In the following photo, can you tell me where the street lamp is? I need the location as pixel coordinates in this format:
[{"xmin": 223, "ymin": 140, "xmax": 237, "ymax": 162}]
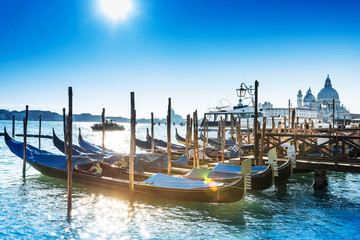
[
  {"xmin": 321, "ymin": 101, "xmax": 330, "ymax": 110},
  {"xmin": 236, "ymin": 83, "xmax": 255, "ymax": 106},
  {"xmin": 237, "ymin": 81, "xmax": 259, "ymax": 164},
  {"xmin": 237, "ymin": 83, "xmax": 254, "ymax": 98}
]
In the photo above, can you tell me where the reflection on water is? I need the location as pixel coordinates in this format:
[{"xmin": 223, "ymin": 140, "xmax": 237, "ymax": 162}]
[{"xmin": 0, "ymin": 120, "xmax": 360, "ymax": 239}]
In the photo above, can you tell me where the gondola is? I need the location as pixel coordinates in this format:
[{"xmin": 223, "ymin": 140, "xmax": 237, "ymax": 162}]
[
  {"xmin": 274, "ymin": 158, "xmax": 293, "ymax": 183},
  {"xmin": 4, "ymin": 129, "xmax": 249, "ymax": 203},
  {"xmin": 206, "ymin": 137, "xmax": 237, "ymax": 148},
  {"xmin": 135, "ymin": 138, "xmax": 183, "ymax": 157},
  {"xmin": 175, "ymin": 128, "xmax": 187, "ymax": 145},
  {"xmin": 53, "ymin": 129, "xmax": 96, "ymax": 156},
  {"xmin": 205, "ymin": 154, "xmax": 293, "ymax": 185},
  {"xmin": 185, "ymin": 163, "xmax": 274, "ymax": 191},
  {"xmin": 146, "ymin": 128, "xmax": 185, "ymax": 150},
  {"xmin": 78, "ymin": 129, "xmax": 117, "ymax": 155}
]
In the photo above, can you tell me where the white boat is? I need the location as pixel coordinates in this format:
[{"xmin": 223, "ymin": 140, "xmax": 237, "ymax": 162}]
[{"xmin": 200, "ymin": 96, "xmax": 263, "ymax": 131}]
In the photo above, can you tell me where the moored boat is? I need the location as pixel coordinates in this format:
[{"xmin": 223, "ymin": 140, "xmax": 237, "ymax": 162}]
[
  {"xmin": 185, "ymin": 164, "xmax": 274, "ymax": 191},
  {"xmin": 4, "ymin": 129, "xmax": 249, "ymax": 203},
  {"xmin": 78, "ymin": 129, "xmax": 117, "ymax": 155}
]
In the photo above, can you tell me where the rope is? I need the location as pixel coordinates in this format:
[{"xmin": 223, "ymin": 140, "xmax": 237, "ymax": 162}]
[{"xmin": 25, "ymin": 161, "xmax": 35, "ymax": 172}]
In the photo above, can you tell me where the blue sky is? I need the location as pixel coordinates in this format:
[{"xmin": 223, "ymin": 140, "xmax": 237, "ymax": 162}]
[{"xmin": 0, "ymin": 0, "xmax": 359, "ymax": 118}]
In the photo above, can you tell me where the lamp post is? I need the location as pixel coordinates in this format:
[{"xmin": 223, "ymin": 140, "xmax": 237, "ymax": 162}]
[
  {"xmin": 237, "ymin": 83, "xmax": 255, "ymax": 106},
  {"xmin": 237, "ymin": 81, "xmax": 259, "ymax": 165},
  {"xmin": 321, "ymin": 99, "xmax": 335, "ymax": 130}
]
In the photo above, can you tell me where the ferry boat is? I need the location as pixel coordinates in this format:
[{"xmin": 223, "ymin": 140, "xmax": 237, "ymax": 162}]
[
  {"xmin": 200, "ymin": 95, "xmax": 263, "ymax": 131},
  {"xmin": 91, "ymin": 119, "xmax": 125, "ymax": 131}
]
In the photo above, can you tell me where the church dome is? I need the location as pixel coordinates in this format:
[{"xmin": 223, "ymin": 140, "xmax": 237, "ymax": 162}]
[
  {"xmin": 317, "ymin": 75, "xmax": 339, "ymax": 100},
  {"xmin": 303, "ymin": 88, "xmax": 316, "ymax": 103}
]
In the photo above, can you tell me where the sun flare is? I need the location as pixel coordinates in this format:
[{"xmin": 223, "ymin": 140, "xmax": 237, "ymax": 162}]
[{"xmin": 99, "ymin": 0, "xmax": 134, "ymax": 22}]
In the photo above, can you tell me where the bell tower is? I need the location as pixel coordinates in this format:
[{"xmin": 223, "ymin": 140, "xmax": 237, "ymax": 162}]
[{"xmin": 297, "ymin": 89, "xmax": 303, "ymax": 108}]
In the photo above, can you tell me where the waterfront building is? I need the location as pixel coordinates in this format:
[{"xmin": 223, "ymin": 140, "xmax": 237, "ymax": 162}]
[{"xmin": 261, "ymin": 75, "xmax": 351, "ymax": 124}]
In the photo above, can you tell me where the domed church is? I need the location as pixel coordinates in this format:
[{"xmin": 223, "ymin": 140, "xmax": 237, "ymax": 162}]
[{"xmin": 297, "ymin": 75, "xmax": 351, "ymax": 123}]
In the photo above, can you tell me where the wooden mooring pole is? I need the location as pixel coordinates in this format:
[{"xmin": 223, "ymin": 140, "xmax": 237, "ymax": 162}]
[
  {"xmin": 221, "ymin": 117, "xmax": 225, "ymax": 164},
  {"xmin": 167, "ymin": 98, "xmax": 172, "ymax": 175},
  {"xmin": 12, "ymin": 115, "xmax": 15, "ymax": 138},
  {"xmin": 38, "ymin": 115, "xmax": 42, "ymax": 149},
  {"xmin": 291, "ymin": 109, "xmax": 296, "ymax": 133},
  {"xmin": 63, "ymin": 108, "xmax": 67, "ymax": 155},
  {"xmin": 254, "ymin": 80, "xmax": 259, "ymax": 166},
  {"xmin": 22, "ymin": 105, "xmax": 29, "ymax": 178},
  {"xmin": 230, "ymin": 114, "xmax": 234, "ymax": 140},
  {"xmin": 238, "ymin": 118, "xmax": 242, "ymax": 160},
  {"xmin": 129, "ymin": 92, "xmax": 136, "ymax": 200},
  {"xmin": 202, "ymin": 115, "xmax": 207, "ymax": 165},
  {"xmin": 288, "ymin": 99, "xmax": 291, "ymax": 133},
  {"xmin": 102, "ymin": 108, "xmax": 105, "ymax": 155},
  {"xmin": 185, "ymin": 114, "xmax": 190, "ymax": 161},
  {"xmin": 151, "ymin": 112, "xmax": 155, "ymax": 153},
  {"xmin": 193, "ymin": 110, "xmax": 199, "ymax": 167},
  {"xmin": 67, "ymin": 87, "xmax": 73, "ymax": 219},
  {"xmin": 247, "ymin": 119, "xmax": 250, "ymax": 144},
  {"xmin": 193, "ymin": 111, "xmax": 197, "ymax": 168},
  {"xmin": 259, "ymin": 117, "xmax": 267, "ymax": 166}
]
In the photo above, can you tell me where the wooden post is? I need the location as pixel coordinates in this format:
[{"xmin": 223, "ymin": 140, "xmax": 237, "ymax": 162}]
[
  {"xmin": 247, "ymin": 118, "xmax": 250, "ymax": 144},
  {"xmin": 283, "ymin": 116, "xmax": 287, "ymax": 133},
  {"xmin": 205, "ymin": 116, "xmax": 209, "ymax": 146},
  {"xmin": 259, "ymin": 117, "xmax": 267, "ymax": 166},
  {"xmin": 311, "ymin": 120, "xmax": 315, "ymax": 134},
  {"xmin": 101, "ymin": 108, "xmax": 105, "ymax": 155},
  {"xmin": 238, "ymin": 117, "xmax": 242, "ymax": 159},
  {"xmin": 12, "ymin": 115, "xmax": 15, "ymax": 138},
  {"xmin": 217, "ymin": 119, "xmax": 221, "ymax": 139},
  {"xmin": 129, "ymin": 92, "xmax": 135, "ymax": 198},
  {"xmin": 194, "ymin": 110, "xmax": 199, "ymax": 167},
  {"xmin": 296, "ymin": 117, "xmax": 299, "ymax": 130},
  {"xmin": 254, "ymin": 81, "xmax": 259, "ymax": 165},
  {"xmin": 189, "ymin": 118, "xmax": 193, "ymax": 145},
  {"xmin": 167, "ymin": 98, "xmax": 172, "ymax": 175},
  {"xmin": 67, "ymin": 87, "xmax": 73, "ymax": 219},
  {"xmin": 221, "ymin": 117, "xmax": 225, "ymax": 164},
  {"xmin": 288, "ymin": 99, "xmax": 291, "ymax": 133},
  {"xmin": 193, "ymin": 111, "xmax": 197, "ymax": 168},
  {"xmin": 291, "ymin": 109, "xmax": 296, "ymax": 133},
  {"xmin": 22, "ymin": 105, "xmax": 29, "ymax": 178},
  {"xmin": 202, "ymin": 115, "xmax": 206, "ymax": 165},
  {"xmin": 235, "ymin": 118, "xmax": 239, "ymax": 144},
  {"xmin": 185, "ymin": 115, "xmax": 190, "ymax": 161},
  {"xmin": 230, "ymin": 114, "xmax": 234, "ymax": 140},
  {"xmin": 278, "ymin": 121, "xmax": 282, "ymax": 133},
  {"xmin": 272, "ymin": 116, "xmax": 275, "ymax": 133},
  {"xmin": 38, "ymin": 115, "xmax": 42, "ymax": 149},
  {"xmin": 151, "ymin": 113, "xmax": 155, "ymax": 153},
  {"xmin": 63, "ymin": 108, "xmax": 67, "ymax": 155}
]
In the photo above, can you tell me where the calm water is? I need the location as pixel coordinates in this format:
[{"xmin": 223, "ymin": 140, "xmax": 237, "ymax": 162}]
[{"xmin": 1, "ymin": 120, "xmax": 360, "ymax": 240}]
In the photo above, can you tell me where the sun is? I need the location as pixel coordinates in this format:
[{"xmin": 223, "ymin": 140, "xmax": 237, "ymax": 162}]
[{"xmin": 99, "ymin": 0, "xmax": 134, "ymax": 22}]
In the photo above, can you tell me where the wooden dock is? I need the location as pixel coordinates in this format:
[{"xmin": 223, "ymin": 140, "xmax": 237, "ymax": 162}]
[{"xmin": 258, "ymin": 128, "xmax": 360, "ymax": 174}]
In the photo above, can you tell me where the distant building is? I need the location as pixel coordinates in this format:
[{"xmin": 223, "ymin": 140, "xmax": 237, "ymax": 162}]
[{"xmin": 261, "ymin": 75, "xmax": 351, "ymax": 124}]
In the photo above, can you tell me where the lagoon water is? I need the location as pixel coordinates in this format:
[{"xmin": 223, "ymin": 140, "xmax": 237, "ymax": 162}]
[{"xmin": 1, "ymin": 120, "xmax": 360, "ymax": 239}]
